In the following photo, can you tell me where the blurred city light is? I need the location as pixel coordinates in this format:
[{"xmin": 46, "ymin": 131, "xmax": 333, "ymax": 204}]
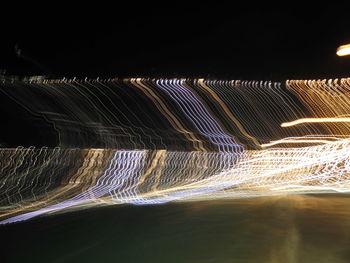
[{"xmin": 337, "ymin": 44, "xmax": 350, "ymax": 56}]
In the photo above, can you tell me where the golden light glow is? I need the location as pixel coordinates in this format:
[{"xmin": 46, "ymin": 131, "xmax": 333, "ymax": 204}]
[
  {"xmin": 281, "ymin": 118, "xmax": 350, "ymax": 127},
  {"xmin": 337, "ymin": 44, "xmax": 350, "ymax": 56},
  {"xmin": 260, "ymin": 137, "xmax": 335, "ymax": 148}
]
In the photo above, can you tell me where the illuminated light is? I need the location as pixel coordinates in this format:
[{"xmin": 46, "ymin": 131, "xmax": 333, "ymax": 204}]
[
  {"xmin": 2, "ymin": 138, "xmax": 350, "ymax": 224},
  {"xmin": 281, "ymin": 118, "xmax": 350, "ymax": 127},
  {"xmin": 336, "ymin": 44, "xmax": 350, "ymax": 56},
  {"xmin": 155, "ymin": 79, "xmax": 244, "ymax": 153},
  {"xmin": 3, "ymin": 77, "xmax": 350, "ymax": 224},
  {"xmin": 197, "ymin": 79, "xmax": 261, "ymax": 147},
  {"xmin": 261, "ymin": 138, "xmax": 334, "ymax": 148}
]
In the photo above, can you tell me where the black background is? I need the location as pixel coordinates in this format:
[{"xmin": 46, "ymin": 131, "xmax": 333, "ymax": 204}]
[{"xmin": 1, "ymin": 2, "xmax": 350, "ymax": 81}]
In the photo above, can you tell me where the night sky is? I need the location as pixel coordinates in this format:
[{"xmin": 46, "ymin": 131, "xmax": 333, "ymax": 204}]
[{"xmin": 1, "ymin": 3, "xmax": 350, "ymax": 81}]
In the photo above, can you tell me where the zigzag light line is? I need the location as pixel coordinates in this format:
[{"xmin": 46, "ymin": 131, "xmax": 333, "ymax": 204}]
[{"xmin": 1, "ymin": 78, "xmax": 350, "ymax": 224}]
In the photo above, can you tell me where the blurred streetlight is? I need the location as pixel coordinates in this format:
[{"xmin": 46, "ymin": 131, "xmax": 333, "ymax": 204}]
[{"xmin": 336, "ymin": 44, "xmax": 350, "ymax": 56}]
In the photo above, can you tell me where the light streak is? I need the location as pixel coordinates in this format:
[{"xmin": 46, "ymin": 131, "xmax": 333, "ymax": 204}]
[
  {"xmin": 1, "ymin": 77, "xmax": 350, "ymax": 224},
  {"xmin": 336, "ymin": 44, "xmax": 350, "ymax": 56},
  {"xmin": 261, "ymin": 138, "xmax": 333, "ymax": 148},
  {"xmin": 281, "ymin": 118, "xmax": 350, "ymax": 127}
]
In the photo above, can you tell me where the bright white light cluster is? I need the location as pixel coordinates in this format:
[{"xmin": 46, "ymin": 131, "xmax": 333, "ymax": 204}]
[{"xmin": 1, "ymin": 138, "xmax": 350, "ymax": 224}]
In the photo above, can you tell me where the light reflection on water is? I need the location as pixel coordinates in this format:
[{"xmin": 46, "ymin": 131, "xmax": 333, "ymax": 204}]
[{"xmin": 3, "ymin": 194, "xmax": 350, "ymax": 263}]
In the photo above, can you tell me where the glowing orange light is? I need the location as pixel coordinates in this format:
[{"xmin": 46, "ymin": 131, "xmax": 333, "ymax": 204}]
[{"xmin": 336, "ymin": 44, "xmax": 350, "ymax": 56}]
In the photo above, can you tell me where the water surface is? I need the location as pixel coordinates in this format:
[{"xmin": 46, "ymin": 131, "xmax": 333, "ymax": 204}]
[{"xmin": 3, "ymin": 194, "xmax": 350, "ymax": 263}]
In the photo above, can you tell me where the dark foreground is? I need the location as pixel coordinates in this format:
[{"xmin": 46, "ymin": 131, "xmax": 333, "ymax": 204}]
[{"xmin": 3, "ymin": 194, "xmax": 350, "ymax": 263}]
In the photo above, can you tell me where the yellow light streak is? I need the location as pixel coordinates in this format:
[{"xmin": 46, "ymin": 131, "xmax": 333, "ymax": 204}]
[
  {"xmin": 261, "ymin": 139, "xmax": 333, "ymax": 148},
  {"xmin": 281, "ymin": 118, "xmax": 350, "ymax": 127}
]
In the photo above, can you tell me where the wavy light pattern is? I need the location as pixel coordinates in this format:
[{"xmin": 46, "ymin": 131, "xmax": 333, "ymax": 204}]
[{"xmin": 1, "ymin": 78, "xmax": 350, "ymax": 224}]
